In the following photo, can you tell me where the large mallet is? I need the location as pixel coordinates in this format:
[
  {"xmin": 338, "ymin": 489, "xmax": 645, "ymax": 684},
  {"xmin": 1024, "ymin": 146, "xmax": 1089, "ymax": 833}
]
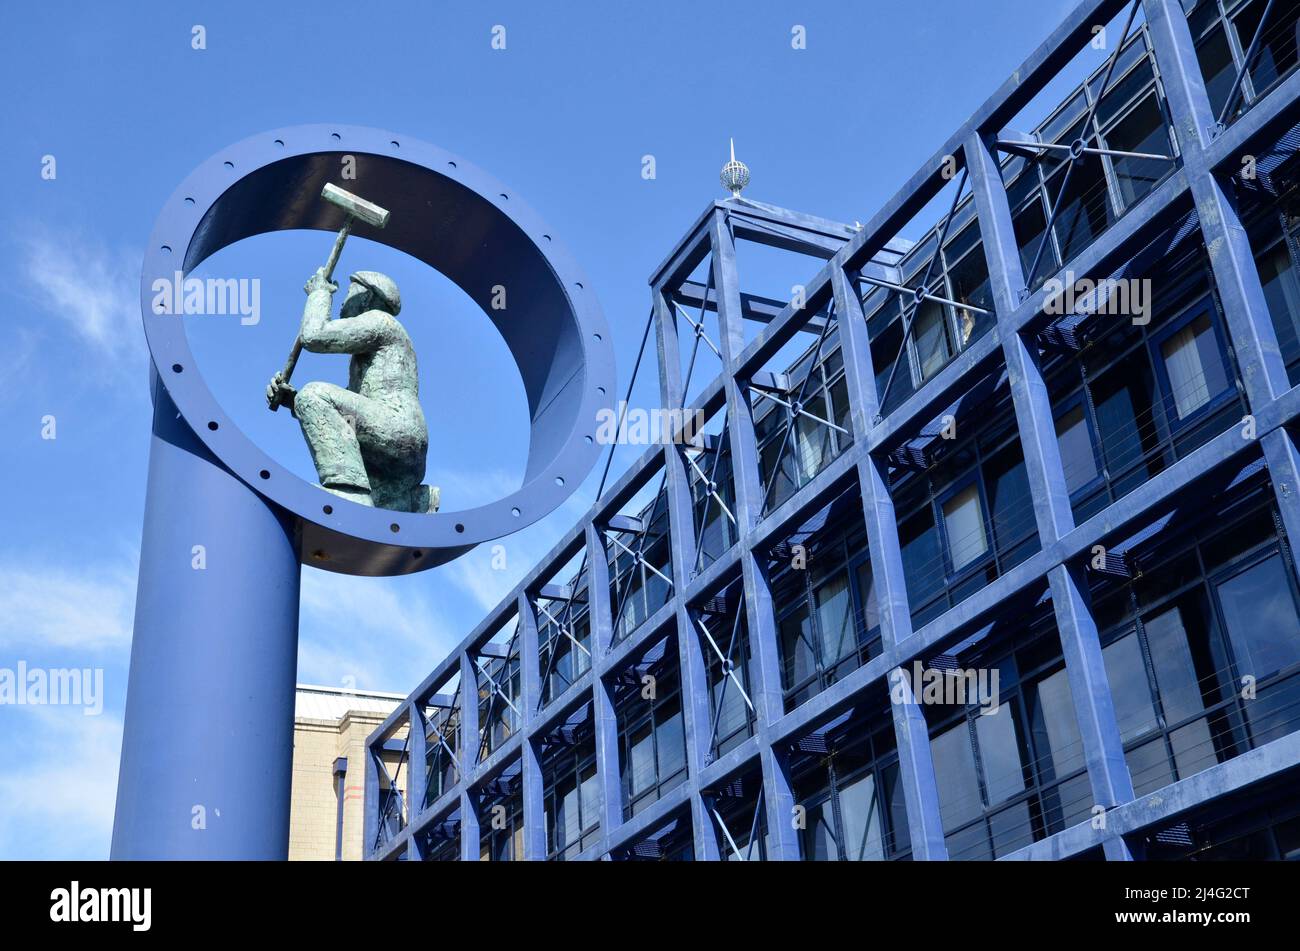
[{"xmin": 270, "ymin": 183, "xmax": 391, "ymax": 410}]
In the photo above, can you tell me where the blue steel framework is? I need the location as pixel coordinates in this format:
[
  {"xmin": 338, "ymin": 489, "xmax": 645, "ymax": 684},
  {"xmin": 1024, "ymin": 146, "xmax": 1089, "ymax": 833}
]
[{"xmin": 367, "ymin": 0, "xmax": 1300, "ymax": 860}]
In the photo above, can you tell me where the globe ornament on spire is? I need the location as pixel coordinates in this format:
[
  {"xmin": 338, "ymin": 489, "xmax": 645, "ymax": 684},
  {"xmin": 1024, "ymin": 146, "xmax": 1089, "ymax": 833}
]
[{"xmin": 720, "ymin": 137, "xmax": 750, "ymax": 198}]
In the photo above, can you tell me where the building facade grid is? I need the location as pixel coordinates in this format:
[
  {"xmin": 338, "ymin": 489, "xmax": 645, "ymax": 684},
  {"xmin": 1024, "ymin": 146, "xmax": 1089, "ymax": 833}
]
[{"xmin": 366, "ymin": 0, "xmax": 1300, "ymax": 861}]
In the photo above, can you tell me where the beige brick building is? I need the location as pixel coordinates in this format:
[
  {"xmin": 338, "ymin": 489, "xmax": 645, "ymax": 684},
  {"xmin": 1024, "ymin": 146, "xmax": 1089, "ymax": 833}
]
[{"xmin": 289, "ymin": 684, "xmax": 407, "ymax": 861}]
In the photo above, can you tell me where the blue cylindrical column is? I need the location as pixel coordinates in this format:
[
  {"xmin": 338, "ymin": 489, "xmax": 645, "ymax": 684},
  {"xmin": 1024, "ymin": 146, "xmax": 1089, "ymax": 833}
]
[{"xmin": 111, "ymin": 375, "xmax": 301, "ymax": 859}]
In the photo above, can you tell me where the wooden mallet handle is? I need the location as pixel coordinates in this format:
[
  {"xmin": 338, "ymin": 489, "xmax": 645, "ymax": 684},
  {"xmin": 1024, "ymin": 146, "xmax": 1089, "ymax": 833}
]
[{"xmin": 271, "ymin": 219, "xmax": 352, "ymax": 410}]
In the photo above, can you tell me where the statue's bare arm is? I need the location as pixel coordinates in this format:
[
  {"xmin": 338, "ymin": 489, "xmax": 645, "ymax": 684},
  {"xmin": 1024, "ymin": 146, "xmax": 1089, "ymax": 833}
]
[
  {"xmin": 298, "ymin": 278, "xmax": 399, "ymax": 354},
  {"xmin": 265, "ymin": 270, "xmax": 401, "ymax": 412}
]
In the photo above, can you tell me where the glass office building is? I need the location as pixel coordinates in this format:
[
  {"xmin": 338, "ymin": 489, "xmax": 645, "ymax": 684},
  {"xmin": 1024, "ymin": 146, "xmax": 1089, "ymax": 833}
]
[{"xmin": 366, "ymin": 0, "xmax": 1300, "ymax": 861}]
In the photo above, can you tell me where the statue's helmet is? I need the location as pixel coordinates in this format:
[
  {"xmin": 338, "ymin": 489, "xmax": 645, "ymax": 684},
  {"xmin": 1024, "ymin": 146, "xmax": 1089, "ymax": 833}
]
[{"xmin": 350, "ymin": 270, "xmax": 401, "ymax": 316}]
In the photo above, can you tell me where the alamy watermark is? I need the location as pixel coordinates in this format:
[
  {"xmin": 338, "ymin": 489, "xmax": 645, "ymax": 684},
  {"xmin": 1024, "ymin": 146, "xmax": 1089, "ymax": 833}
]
[
  {"xmin": 595, "ymin": 402, "xmax": 705, "ymax": 445},
  {"xmin": 1043, "ymin": 270, "xmax": 1151, "ymax": 326},
  {"xmin": 890, "ymin": 660, "xmax": 1000, "ymax": 715},
  {"xmin": 50, "ymin": 882, "xmax": 151, "ymax": 931},
  {"xmin": 0, "ymin": 661, "xmax": 104, "ymax": 715},
  {"xmin": 151, "ymin": 271, "xmax": 261, "ymax": 325}
]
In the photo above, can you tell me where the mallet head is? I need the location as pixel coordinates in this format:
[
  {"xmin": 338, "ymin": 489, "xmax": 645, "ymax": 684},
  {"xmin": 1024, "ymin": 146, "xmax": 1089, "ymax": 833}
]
[{"xmin": 321, "ymin": 183, "xmax": 390, "ymax": 228}]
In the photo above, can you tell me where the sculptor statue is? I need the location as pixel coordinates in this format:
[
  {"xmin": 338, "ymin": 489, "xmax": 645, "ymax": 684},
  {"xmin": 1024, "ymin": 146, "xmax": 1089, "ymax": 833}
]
[{"xmin": 266, "ymin": 267, "xmax": 439, "ymax": 513}]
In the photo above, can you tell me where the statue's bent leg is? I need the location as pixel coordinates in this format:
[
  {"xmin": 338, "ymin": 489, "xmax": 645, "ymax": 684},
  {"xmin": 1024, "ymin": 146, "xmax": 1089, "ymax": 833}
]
[
  {"xmin": 361, "ymin": 404, "xmax": 429, "ymax": 512},
  {"xmin": 294, "ymin": 382, "xmax": 372, "ymax": 496}
]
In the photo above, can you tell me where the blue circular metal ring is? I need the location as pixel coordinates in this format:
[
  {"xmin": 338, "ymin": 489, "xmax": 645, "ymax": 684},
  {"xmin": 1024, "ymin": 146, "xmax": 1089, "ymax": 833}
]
[{"xmin": 140, "ymin": 124, "xmax": 615, "ymax": 575}]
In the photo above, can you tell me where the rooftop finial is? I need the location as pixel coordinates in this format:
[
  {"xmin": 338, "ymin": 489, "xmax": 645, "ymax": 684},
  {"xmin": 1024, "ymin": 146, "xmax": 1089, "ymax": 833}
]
[{"xmin": 720, "ymin": 137, "xmax": 750, "ymax": 199}]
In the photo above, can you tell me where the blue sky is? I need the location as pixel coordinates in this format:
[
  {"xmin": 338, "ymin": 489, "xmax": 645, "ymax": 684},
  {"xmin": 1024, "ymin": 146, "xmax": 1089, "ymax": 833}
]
[{"xmin": 0, "ymin": 0, "xmax": 1084, "ymax": 858}]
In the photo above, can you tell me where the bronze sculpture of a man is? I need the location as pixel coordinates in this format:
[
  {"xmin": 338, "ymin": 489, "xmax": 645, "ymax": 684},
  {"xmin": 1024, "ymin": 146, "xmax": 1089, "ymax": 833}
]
[{"xmin": 267, "ymin": 268, "xmax": 439, "ymax": 513}]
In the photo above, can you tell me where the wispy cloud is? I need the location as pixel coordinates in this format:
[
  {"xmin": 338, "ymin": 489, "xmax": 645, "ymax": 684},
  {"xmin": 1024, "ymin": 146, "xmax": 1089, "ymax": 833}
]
[
  {"xmin": 0, "ymin": 705, "xmax": 122, "ymax": 860},
  {"xmin": 440, "ymin": 482, "xmax": 595, "ymax": 614},
  {"xmin": 298, "ymin": 569, "xmax": 463, "ymax": 694},
  {"xmin": 15, "ymin": 225, "xmax": 145, "ymax": 380},
  {"xmin": 295, "ymin": 476, "xmax": 593, "ymax": 693},
  {"xmin": 432, "ymin": 466, "xmax": 522, "ymax": 514},
  {"xmin": 0, "ymin": 555, "xmax": 136, "ymax": 652}
]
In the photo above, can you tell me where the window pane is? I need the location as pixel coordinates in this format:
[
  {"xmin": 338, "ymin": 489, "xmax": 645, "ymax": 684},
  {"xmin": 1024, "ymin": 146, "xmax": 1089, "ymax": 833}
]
[
  {"xmin": 628, "ymin": 725, "xmax": 655, "ymax": 797},
  {"xmin": 1257, "ymin": 240, "xmax": 1300, "ymax": 380},
  {"xmin": 794, "ymin": 395, "xmax": 832, "ymax": 481},
  {"xmin": 1103, "ymin": 633, "xmax": 1159, "ymax": 742},
  {"xmin": 1253, "ymin": 676, "xmax": 1300, "ymax": 746},
  {"xmin": 1195, "ymin": 24, "xmax": 1236, "ymax": 117},
  {"xmin": 989, "ymin": 800, "xmax": 1035, "ymax": 858},
  {"xmin": 943, "ymin": 485, "xmax": 989, "ymax": 571},
  {"xmin": 975, "ymin": 706, "xmax": 1027, "ymax": 806},
  {"xmin": 780, "ymin": 605, "xmax": 815, "ymax": 688},
  {"xmin": 560, "ymin": 781, "xmax": 581, "ymax": 846},
  {"xmin": 656, "ymin": 706, "xmax": 687, "ymax": 782},
  {"xmin": 1050, "ymin": 154, "xmax": 1113, "ymax": 263},
  {"xmin": 931, "ymin": 723, "xmax": 983, "ymax": 829},
  {"xmin": 985, "ymin": 444, "xmax": 1036, "ymax": 550},
  {"xmin": 1126, "ymin": 735, "xmax": 1176, "ymax": 796},
  {"xmin": 1015, "ymin": 199, "xmax": 1054, "ymax": 287},
  {"xmin": 579, "ymin": 765, "xmax": 600, "ymax": 831},
  {"xmin": 1030, "ymin": 666, "xmax": 1085, "ymax": 779},
  {"xmin": 1093, "ymin": 50, "xmax": 1154, "ymax": 125},
  {"xmin": 1056, "ymin": 404, "xmax": 1100, "ymax": 494},
  {"xmin": 914, "ymin": 298, "xmax": 951, "ymax": 380},
  {"xmin": 856, "ymin": 560, "xmax": 880, "ymax": 636},
  {"xmin": 900, "ymin": 508, "xmax": 944, "ymax": 605},
  {"xmin": 1143, "ymin": 604, "xmax": 1208, "ymax": 725},
  {"xmin": 1092, "ymin": 354, "xmax": 1159, "ymax": 482},
  {"xmin": 883, "ymin": 761, "xmax": 910, "ymax": 854},
  {"xmin": 945, "ymin": 248, "xmax": 992, "ymax": 346},
  {"xmin": 871, "ymin": 317, "xmax": 912, "ymax": 411},
  {"xmin": 1170, "ymin": 717, "xmax": 1217, "ymax": 778},
  {"xmin": 1236, "ymin": 0, "xmax": 1300, "ymax": 96},
  {"xmin": 1161, "ymin": 312, "xmax": 1228, "ymax": 419},
  {"xmin": 838, "ymin": 772, "xmax": 886, "ymax": 860},
  {"xmin": 946, "ymin": 239, "xmax": 991, "ymax": 309},
  {"xmin": 1101, "ymin": 93, "xmax": 1169, "ymax": 207},
  {"xmin": 946, "ymin": 820, "xmax": 992, "ymax": 861},
  {"xmin": 802, "ymin": 800, "xmax": 837, "ymax": 861},
  {"xmin": 814, "ymin": 573, "xmax": 853, "ymax": 668},
  {"xmin": 1218, "ymin": 554, "xmax": 1300, "ymax": 679}
]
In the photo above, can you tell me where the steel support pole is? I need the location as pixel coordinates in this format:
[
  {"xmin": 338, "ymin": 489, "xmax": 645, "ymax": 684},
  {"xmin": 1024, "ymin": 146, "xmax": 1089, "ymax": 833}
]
[
  {"xmin": 517, "ymin": 591, "xmax": 549, "ymax": 860},
  {"xmin": 709, "ymin": 210, "xmax": 803, "ymax": 860},
  {"xmin": 831, "ymin": 264, "xmax": 949, "ymax": 859},
  {"xmin": 457, "ymin": 653, "xmax": 481, "ymax": 860},
  {"xmin": 1145, "ymin": 0, "xmax": 1292, "ymax": 409},
  {"xmin": 111, "ymin": 376, "xmax": 301, "ymax": 860},
  {"xmin": 1048, "ymin": 563, "xmax": 1135, "ymax": 812},
  {"xmin": 585, "ymin": 522, "xmax": 626, "ymax": 847},
  {"xmin": 653, "ymin": 285, "xmax": 723, "ymax": 859},
  {"xmin": 1263, "ymin": 427, "xmax": 1300, "ymax": 580},
  {"xmin": 966, "ymin": 129, "xmax": 1076, "ymax": 545}
]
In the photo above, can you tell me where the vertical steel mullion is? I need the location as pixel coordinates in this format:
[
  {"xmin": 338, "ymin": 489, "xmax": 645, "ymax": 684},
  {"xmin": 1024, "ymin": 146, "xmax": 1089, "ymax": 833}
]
[
  {"xmin": 458, "ymin": 788, "xmax": 480, "ymax": 862},
  {"xmin": 761, "ymin": 302, "xmax": 837, "ymax": 511},
  {"xmin": 831, "ymin": 262, "xmax": 949, "ymax": 859},
  {"xmin": 967, "ymin": 130, "xmax": 1077, "ymax": 546},
  {"xmin": 585, "ymin": 521, "xmax": 624, "ymax": 854},
  {"xmin": 406, "ymin": 700, "xmax": 428, "ymax": 842},
  {"xmin": 1144, "ymin": 0, "xmax": 1292, "ymax": 408},
  {"xmin": 655, "ymin": 276, "xmax": 722, "ymax": 859},
  {"xmin": 983, "ymin": 94, "xmax": 1139, "ymax": 843},
  {"xmin": 1048, "ymin": 563, "xmax": 1136, "ymax": 830},
  {"xmin": 456, "ymin": 651, "xmax": 480, "ymax": 861},
  {"xmin": 1027, "ymin": 1, "xmax": 1141, "ymax": 289},
  {"xmin": 517, "ymin": 591, "xmax": 548, "ymax": 860},
  {"xmin": 710, "ymin": 208, "xmax": 801, "ymax": 859},
  {"xmin": 1262, "ymin": 427, "xmax": 1300, "ymax": 589},
  {"xmin": 1216, "ymin": 0, "xmax": 1276, "ymax": 124},
  {"xmin": 363, "ymin": 739, "xmax": 380, "ymax": 858}
]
